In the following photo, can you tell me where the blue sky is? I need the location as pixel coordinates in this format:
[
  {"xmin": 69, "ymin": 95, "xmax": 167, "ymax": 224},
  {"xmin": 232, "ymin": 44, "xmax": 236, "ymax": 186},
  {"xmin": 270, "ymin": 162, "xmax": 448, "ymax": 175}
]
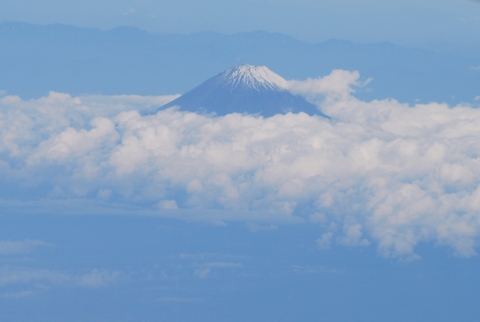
[{"xmin": 2, "ymin": 1, "xmax": 480, "ymax": 321}]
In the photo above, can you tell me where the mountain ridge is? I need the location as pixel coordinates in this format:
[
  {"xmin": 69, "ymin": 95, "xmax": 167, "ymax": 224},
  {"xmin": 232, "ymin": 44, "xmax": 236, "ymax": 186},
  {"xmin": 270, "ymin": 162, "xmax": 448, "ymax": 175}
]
[{"xmin": 1, "ymin": 21, "xmax": 479, "ymax": 105}]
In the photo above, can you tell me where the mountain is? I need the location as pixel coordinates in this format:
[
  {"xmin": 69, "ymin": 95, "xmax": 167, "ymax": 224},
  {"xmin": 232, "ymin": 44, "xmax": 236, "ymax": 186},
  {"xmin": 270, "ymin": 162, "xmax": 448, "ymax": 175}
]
[
  {"xmin": 1, "ymin": 22, "xmax": 480, "ymax": 104},
  {"xmin": 160, "ymin": 65, "xmax": 325, "ymax": 117}
]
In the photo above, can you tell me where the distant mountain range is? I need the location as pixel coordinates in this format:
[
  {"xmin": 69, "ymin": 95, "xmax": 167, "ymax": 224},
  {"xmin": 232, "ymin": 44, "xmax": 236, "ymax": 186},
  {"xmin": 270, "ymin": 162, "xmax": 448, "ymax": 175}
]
[
  {"xmin": 161, "ymin": 65, "xmax": 326, "ymax": 117},
  {"xmin": 1, "ymin": 21, "xmax": 480, "ymax": 104}
]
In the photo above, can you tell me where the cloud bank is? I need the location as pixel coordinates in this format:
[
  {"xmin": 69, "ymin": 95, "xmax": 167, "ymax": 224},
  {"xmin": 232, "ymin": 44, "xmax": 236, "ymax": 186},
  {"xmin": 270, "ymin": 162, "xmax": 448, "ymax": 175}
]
[{"xmin": 2, "ymin": 71, "xmax": 480, "ymax": 258}]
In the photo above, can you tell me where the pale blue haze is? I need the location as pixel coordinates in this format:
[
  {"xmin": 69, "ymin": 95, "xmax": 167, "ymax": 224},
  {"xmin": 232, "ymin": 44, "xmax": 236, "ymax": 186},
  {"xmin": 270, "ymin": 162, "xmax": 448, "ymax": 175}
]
[{"xmin": 1, "ymin": 0, "xmax": 480, "ymax": 54}]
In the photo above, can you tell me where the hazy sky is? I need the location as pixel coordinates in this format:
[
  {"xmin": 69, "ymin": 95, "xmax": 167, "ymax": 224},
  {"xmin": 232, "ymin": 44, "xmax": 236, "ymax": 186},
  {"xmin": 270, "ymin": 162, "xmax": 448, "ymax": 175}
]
[{"xmin": 2, "ymin": 0, "xmax": 480, "ymax": 51}]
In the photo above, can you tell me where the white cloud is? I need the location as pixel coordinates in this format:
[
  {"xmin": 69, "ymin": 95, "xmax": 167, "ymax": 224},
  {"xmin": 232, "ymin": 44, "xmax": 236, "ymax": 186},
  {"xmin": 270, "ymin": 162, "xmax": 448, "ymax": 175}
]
[
  {"xmin": 287, "ymin": 69, "xmax": 370, "ymax": 102},
  {"xmin": 3, "ymin": 73, "xmax": 480, "ymax": 258}
]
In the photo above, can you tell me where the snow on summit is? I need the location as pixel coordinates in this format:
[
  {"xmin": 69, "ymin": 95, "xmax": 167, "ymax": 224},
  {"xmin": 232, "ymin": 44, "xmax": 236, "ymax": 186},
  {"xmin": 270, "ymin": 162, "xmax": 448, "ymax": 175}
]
[
  {"xmin": 218, "ymin": 65, "xmax": 289, "ymax": 91},
  {"xmin": 160, "ymin": 64, "xmax": 324, "ymax": 117}
]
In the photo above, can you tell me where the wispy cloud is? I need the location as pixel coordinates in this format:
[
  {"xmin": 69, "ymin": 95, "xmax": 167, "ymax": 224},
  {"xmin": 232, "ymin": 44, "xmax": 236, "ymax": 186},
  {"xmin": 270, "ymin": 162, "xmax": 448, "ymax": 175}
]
[
  {"xmin": 0, "ymin": 267, "xmax": 125, "ymax": 288},
  {"xmin": 123, "ymin": 8, "xmax": 137, "ymax": 16},
  {"xmin": 0, "ymin": 290, "xmax": 34, "ymax": 299},
  {"xmin": 292, "ymin": 265, "xmax": 337, "ymax": 274},
  {"xmin": 246, "ymin": 222, "xmax": 278, "ymax": 232},
  {"xmin": 157, "ymin": 297, "xmax": 200, "ymax": 303},
  {"xmin": 194, "ymin": 262, "xmax": 243, "ymax": 278},
  {"xmin": 0, "ymin": 240, "xmax": 50, "ymax": 255}
]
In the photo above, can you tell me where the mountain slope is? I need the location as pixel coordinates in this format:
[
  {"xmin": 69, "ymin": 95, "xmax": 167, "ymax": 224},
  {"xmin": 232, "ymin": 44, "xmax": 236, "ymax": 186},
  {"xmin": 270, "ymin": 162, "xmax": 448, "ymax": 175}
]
[{"xmin": 160, "ymin": 65, "xmax": 324, "ymax": 117}]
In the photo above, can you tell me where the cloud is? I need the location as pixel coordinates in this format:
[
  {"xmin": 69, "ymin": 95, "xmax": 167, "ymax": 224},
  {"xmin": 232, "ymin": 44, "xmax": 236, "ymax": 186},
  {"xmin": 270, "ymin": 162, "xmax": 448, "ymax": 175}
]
[
  {"xmin": 246, "ymin": 222, "xmax": 278, "ymax": 232},
  {"xmin": 0, "ymin": 290, "xmax": 34, "ymax": 299},
  {"xmin": 157, "ymin": 297, "xmax": 200, "ymax": 302},
  {"xmin": 3, "ymin": 72, "xmax": 480, "ymax": 258},
  {"xmin": 75, "ymin": 269, "xmax": 124, "ymax": 288},
  {"xmin": 179, "ymin": 253, "xmax": 244, "ymax": 278},
  {"xmin": 194, "ymin": 262, "xmax": 242, "ymax": 278},
  {"xmin": 292, "ymin": 265, "xmax": 337, "ymax": 274},
  {"xmin": 287, "ymin": 69, "xmax": 370, "ymax": 102},
  {"xmin": 317, "ymin": 232, "xmax": 334, "ymax": 250},
  {"xmin": 158, "ymin": 200, "xmax": 179, "ymax": 210},
  {"xmin": 0, "ymin": 267, "xmax": 125, "ymax": 288},
  {"xmin": 123, "ymin": 8, "xmax": 137, "ymax": 16},
  {"xmin": 0, "ymin": 240, "xmax": 50, "ymax": 255}
]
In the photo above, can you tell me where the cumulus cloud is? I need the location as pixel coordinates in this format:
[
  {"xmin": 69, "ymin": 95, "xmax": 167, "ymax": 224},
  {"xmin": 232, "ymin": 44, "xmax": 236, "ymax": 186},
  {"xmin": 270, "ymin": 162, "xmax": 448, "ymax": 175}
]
[
  {"xmin": 288, "ymin": 69, "xmax": 370, "ymax": 102},
  {"xmin": 3, "ymin": 72, "xmax": 480, "ymax": 258}
]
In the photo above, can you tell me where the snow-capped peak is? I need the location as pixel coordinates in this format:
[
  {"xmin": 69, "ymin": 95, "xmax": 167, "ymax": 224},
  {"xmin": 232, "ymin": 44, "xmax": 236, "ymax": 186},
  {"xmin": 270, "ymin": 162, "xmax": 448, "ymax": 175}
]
[{"xmin": 218, "ymin": 65, "xmax": 289, "ymax": 91}]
